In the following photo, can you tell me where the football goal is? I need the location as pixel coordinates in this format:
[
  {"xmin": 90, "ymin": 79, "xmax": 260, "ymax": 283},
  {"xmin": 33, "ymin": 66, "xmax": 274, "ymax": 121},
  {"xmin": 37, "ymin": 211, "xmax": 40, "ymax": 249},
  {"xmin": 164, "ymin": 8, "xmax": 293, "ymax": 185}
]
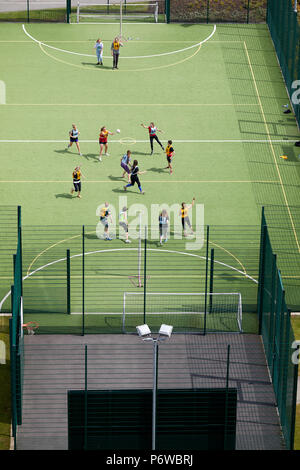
[{"xmin": 122, "ymin": 292, "xmax": 243, "ymax": 334}]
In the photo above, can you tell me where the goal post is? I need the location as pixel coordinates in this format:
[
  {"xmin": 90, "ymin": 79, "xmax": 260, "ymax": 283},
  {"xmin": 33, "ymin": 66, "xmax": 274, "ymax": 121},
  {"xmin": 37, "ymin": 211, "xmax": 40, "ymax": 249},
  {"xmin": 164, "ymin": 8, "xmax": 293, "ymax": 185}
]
[
  {"xmin": 122, "ymin": 292, "xmax": 243, "ymax": 334},
  {"xmin": 76, "ymin": 1, "xmax": 159, "ymax": 25}
]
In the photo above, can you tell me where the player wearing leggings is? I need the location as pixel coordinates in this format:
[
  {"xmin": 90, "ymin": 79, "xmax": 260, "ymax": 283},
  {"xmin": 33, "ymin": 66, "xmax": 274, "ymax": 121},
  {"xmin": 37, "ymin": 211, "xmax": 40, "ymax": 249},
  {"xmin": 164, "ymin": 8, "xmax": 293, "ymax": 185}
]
[
  {"xmin": 124, "ymin": 160, "xmax": 146, "ymax": 194},
  {"xmin": 141, "ymin": 122, "xmax": 164, "ymax": 155}
]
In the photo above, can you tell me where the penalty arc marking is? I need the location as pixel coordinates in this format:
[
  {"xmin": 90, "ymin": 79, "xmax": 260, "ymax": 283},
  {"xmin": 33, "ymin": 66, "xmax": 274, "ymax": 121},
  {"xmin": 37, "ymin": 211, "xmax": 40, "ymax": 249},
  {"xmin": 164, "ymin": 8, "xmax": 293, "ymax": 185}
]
[
  {"xmin": 22, "ymin": 24, "xmax": 216, "ymax": 59},
  {"xmin": 0, "ymin": 247, "xmax": 258, "ymax": 312}
]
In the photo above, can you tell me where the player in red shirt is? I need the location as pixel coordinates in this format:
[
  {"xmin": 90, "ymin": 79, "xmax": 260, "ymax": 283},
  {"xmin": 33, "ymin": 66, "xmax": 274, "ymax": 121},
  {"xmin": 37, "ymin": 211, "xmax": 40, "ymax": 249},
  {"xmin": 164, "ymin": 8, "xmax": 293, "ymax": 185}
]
[
  {"xmin": 99, "ymin": 126, "xmax": 114, "ymax": 161},
  {"xmin": 141, "ymin": 122, "xmax": 164, "ymax": 155}
]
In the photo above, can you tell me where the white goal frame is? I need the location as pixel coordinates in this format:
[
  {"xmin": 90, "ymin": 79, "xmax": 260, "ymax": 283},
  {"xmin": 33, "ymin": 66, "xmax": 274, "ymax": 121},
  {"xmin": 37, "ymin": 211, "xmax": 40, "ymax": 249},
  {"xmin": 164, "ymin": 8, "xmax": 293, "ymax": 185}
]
[
  {"xmin": 122, "ymin": 292, "xmax": 243, "ymax": 334},
  {"xmin": 76, "ymin": 1, "xmax": 159, "ymax": 30}
]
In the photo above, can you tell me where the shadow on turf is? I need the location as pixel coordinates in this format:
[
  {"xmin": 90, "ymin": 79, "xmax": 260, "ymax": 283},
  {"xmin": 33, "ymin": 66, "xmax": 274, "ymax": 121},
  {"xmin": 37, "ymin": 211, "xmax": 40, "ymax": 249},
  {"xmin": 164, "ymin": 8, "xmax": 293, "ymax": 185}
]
[
  {"xmin": 55, "ymin": 193, "xmax": 73, "ymax": 199},
  {"xmin": 147, "ymin": 167, "xmax": 166, "ymax": 174},
  {"xmin": 81, "ymin": 62, "xmax": 115, "ymax": 70}
]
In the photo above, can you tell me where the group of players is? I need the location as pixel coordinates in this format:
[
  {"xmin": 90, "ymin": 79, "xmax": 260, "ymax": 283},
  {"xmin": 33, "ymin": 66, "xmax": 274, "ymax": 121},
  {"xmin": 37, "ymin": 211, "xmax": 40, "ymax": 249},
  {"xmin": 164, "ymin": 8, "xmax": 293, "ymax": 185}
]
[
  {"xmin": 68, "ymin": 122, "xmax": 195, "ymax": 242},
  {"xmin": 69, "ymin": 121, "xmax": 176, "ymax": 199}
]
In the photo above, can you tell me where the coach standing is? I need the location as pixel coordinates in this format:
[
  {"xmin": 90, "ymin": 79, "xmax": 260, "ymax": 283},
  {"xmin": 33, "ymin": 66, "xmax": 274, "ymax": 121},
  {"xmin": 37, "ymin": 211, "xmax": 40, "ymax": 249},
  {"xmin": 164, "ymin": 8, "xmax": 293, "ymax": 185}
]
[{"xmin": 111, "ymin": 37, "xmax": 123, "ymax": 69}]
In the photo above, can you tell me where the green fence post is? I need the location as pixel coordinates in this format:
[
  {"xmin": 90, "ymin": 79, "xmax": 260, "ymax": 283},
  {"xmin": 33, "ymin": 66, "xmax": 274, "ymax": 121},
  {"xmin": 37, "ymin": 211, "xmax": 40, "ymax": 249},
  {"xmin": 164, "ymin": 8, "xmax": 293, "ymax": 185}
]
[
  {"xmin": 66, "ymin": 0, "xmax": 71, "ymax": 23},
  {"xmin": 290, "ymin": 341, "xmax": 299, "ymax": 450},
  {"xmin": 143, "ymin": 227, "xmax": 147, "ymax": 324},
  {"xmin": 224, "ymin": 344, "xmax": 230, "ymax": 449},
  {"xmin": 17, "ymin": 206, "xmax": 23, "ymax": 296},
  {"xmin": 209, "ymin": 248, "xmax": 214, "ymax": 313},
  {"xmin": 9, "ymin": 318, "xmax": 17, "ymax": 450},
  {"xmin": 246, "ymin": 0, "xmax": 250, "ymax": 23},
  {"xmin": 204, "ymin": 225, "xmax": 209, "ymax": 335},
  {"xmin": 67, "ymin": 249, "xmax": 71, "ymax": 314},
  {"xmin": 257, "ymin": 207, "xmax": 266, "ymax": 335},
  {"xmin": 82, "ymin": 226, "xmax": 85, "ymax": 336},
  {"xmin": 84, "ymin": 345, "xmax": 88, "ymax": 450},
  {"xmin": 165, "ymin": 0, "xmax": 170, "ymax": 23}
]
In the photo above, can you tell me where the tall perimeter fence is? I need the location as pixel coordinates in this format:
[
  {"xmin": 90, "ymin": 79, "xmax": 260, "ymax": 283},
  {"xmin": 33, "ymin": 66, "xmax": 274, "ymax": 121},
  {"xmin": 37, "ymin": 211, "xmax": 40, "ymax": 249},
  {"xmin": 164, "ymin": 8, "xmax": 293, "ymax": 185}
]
[
  {"xmin": 267, "ymin": 0, "xmax": 300, "ymax": 128},
  {"xmin": 3, "ymin": 205, "xmax": 299, "ymax": 449}
]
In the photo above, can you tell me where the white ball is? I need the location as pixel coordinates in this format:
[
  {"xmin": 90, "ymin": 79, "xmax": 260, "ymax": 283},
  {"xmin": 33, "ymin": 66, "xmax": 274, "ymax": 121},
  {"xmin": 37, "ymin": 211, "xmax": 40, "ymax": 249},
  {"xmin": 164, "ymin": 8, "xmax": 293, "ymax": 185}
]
[{"xmin": 116, "ymin": 129, "xmax": 120, "ymax": 133}]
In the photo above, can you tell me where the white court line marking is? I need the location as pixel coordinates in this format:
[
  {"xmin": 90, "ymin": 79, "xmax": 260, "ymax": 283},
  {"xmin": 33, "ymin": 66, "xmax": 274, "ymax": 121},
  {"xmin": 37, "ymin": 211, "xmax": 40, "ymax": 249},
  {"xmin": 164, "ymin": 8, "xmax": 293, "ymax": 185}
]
[
  {"xmin": 0, "ymin": 247, "xmax": 258, "ymax": 312},
  {"xmin": 1, "ymin": 103, "xmax": 260, "ymax": 106},
  {"xmin": 0, "ymin": 139, "xmax": 296, "ymax": 143},
  {"xmin": 0, "ymin": 81, "xmax": 5, "ymax": 105},
  {"xmin": 22, "ymin": 23, "xmax": 216, "ymax": 59},
  {"xmin": 244, "ymin": 41, "xmax": 300, "ymax": 254}
]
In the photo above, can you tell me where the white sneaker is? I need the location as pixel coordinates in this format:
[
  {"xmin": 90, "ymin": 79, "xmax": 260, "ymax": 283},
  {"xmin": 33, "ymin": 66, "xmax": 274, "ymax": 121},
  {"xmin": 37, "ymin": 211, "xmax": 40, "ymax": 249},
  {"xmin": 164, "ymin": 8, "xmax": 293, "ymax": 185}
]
[
  {"xmin": 105, "ymin": 153, "xmax": 110, "ymax": 156},
  {"xmin": 125, "ymin": 239, "xmax": 131, "ymax": 243},
  {"xmin": 99, "ymin": 157, "xmax": 102, "ymax": 162}
]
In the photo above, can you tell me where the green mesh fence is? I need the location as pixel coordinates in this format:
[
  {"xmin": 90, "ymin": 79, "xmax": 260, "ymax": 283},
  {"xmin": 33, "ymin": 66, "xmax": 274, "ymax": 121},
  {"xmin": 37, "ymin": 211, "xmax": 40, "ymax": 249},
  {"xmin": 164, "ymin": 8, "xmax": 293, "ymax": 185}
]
[
  {"xmin": 18, "ymin": 223, "xmax": 261, "ymax": 335},
  {"xmin": 166, "ymin": 0, "xmax": 267, "ymax": 23},
  {"xmin": 257, "ymin": 207, "xmax": 298, "ymax": 450},
  {"xmin": 267, "ymin": 0, "xmax": 300, "ymax": 127},
  {"xmin": 0, "ymin": 0, "xmax": 69, "ymax": 23}
]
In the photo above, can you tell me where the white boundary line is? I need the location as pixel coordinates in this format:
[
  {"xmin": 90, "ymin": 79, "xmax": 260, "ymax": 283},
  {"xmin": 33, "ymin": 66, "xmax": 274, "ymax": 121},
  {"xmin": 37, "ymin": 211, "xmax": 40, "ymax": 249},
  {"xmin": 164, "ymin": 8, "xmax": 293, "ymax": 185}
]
[
  {"xmin": 0, "ymin": 139, "xmax": 296, "ymax": 143},
  {"xmin": 22, "ymin": 23, "xmax": 216, "ymax": 59},
  {"xmin": 0, "ymin": 247, "xmax": 258, "ymax": 312}
]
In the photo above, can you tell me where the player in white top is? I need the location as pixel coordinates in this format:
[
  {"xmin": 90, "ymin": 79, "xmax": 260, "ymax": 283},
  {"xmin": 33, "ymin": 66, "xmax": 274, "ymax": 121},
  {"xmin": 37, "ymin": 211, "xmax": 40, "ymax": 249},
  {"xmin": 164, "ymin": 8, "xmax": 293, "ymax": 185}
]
[
  {"xmin": 94, "ymin": 39, "xmax": 103, "ymax": 65},
  {"xmin": 67, "ymin": 124, "xmax": 82, "ymax": 156},
  {"xmin": 119, "ymin": 206, "xmax": 131, "ymax": 243}
]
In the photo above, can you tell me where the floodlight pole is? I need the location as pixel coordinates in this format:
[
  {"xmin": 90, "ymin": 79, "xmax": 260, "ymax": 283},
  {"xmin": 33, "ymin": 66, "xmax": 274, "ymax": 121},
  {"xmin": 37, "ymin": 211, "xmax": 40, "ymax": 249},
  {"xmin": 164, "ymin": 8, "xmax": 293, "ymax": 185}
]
[{"xmin": 152, "ymin": 338, "xmax": 159, "ymax": 451}]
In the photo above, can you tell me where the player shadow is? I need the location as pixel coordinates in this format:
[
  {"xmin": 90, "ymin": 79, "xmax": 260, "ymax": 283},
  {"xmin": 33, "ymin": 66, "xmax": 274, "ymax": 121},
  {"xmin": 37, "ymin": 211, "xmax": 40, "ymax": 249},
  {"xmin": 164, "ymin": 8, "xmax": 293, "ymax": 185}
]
[
  {"xmin": 112, "ymin": 187, "xmax": 137, "ymax": 194},
  {"xmin": 147, "ymin": 167, "xmax": 166, "ymax": 174},
  {"xmin": 108, "ymin": 175, "xmax": 128, "ymax": 181},
  {"xmin": 131, "ymin": 150, "xmax": 152, "ymax": 156},
  {"xmin": 81, "ymin": 62, "xmax": 114, "ymax": 70},
  {"xmin": 54, "ymin": 148, "xmax": 73, "ymax": 156},
  {"xmin": 83, "ymin": 153, "xmax": 99, "ymax": 162},
  {"xmin": 55, "ymin": 193, "xmax": 73, "ymax": 199}
]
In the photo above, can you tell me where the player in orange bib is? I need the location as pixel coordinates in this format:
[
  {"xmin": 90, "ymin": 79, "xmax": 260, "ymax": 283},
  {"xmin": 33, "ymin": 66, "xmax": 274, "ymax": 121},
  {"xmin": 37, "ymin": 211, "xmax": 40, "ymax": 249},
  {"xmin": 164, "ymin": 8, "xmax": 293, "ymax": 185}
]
[
  {"xmin": 99, "ymin": 126, "xmax": 114, "ymax": 161},
  {"xmin": 111, "ymin": 37, "xmax": 123, "ymax": 69},
  {"xmin": 165, "ymin": 140, "xmax": 175, "ymax": 175}
]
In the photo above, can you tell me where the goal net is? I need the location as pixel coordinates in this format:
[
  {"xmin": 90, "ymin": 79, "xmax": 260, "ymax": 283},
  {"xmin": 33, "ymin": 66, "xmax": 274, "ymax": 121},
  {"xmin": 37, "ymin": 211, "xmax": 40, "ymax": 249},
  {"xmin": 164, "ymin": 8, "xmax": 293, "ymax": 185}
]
[
  {"xmin": 76, "ymin": 1, "xmax": 159, "ymax": 24},
  {"xmin": 122, "ymin": 292, "xmax": 243, "ymax": 334}
]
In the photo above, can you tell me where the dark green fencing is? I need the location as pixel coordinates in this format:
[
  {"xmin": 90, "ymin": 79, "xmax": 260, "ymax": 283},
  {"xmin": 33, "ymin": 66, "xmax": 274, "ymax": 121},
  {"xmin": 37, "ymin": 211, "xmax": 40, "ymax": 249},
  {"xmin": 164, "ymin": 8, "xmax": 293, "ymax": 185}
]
[
  {"xmin": 19, "ymin": 223, "xmax": 261, "ymax": 335},
  {"xmin": 9, "ymin": 208, "xmax": 24, "ymax": 449},
  {"xmin": 0, "ymin": 1, "xmax": 69, "ymax": 23},
  {"xmin": 166, "ymin": 0, "xmax": 267, "ymax": 23},
  {"xmin": 0, "ymin": 206, "xmax": 18, "ymax": 313},
  {"xmin": 267, "ymin": 0, "xmax": 300, "ymax": 127},
  {"xmin": 257, "ymin": 206, "xmax": 298, "ymax": 450},
  {"xmin": 68, "ymin": 388, "xmax": 237, "ymax": 450}
]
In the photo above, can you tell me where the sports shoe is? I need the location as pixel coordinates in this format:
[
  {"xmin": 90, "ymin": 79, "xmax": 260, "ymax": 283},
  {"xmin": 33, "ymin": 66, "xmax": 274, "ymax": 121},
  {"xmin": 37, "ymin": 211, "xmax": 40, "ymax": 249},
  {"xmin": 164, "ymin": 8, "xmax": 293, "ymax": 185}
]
[
  {"xmin": 105, "ymin": 237, "xmax": 112, "ymax": 241},
  {"xmin": 125, "ymin": 239, "xmax": 131, "ymax": 243},
  {"xmin": 79, "ymin": 153, "xmax": 83, "ymax": 156},
  {"xmin": 105, "ymin": 153, "xmax": 110, "ymax": 156},
  {"xmin": 99, "ymin": 157, "xmax": 102, "ymax": 161}
]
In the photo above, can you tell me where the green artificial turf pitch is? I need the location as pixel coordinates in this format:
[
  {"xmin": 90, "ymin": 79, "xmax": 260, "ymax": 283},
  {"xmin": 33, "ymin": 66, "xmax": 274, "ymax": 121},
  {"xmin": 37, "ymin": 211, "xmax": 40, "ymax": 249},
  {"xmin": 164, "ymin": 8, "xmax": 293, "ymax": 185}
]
[{"xmin": 0, "ymin": 21, "xmax": 299, "ymax": 327}]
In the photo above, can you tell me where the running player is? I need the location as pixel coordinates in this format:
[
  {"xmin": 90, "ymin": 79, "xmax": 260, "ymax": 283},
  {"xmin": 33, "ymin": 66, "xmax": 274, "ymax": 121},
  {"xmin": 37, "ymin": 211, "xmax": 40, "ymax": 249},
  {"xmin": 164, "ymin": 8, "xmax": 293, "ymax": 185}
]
[
  {"xmin": 159, "ymin": 209, "xmax": 169, "ymax": 245},
  {"xmin": 180, "ymin": 198, "xmax": 195, "ymax": 237},
  {"xmin": 99, "ymin": 126, "xmax": 114, "ymax": 161},
  {"xmin": 119, "ymin": 206, "xmax": 131, "ymax": 243},
  {"xmin": 71, "ymin": 166, "xmax": 83, "ymax": 198},
  {"xmin": 121, "ymin": 150, "xmax": 132, "ymax": 182},
  {"xmin": 141, "ymin": 122, "xmax": 164, "ymax": 155},
  {"xmin": 165, "ymin": 140, "xmax": 175, "ymax": 175},
  {"xmin": 99, "ymin": 202, "xmax": 113, "ymax": 240},
  {"xmin": 123, "ymin": 160, "xmax": 146, "ymax": 194},
  {"xmin": 68, "ymin": 124, "xmax": 82, "ymax": 156}
]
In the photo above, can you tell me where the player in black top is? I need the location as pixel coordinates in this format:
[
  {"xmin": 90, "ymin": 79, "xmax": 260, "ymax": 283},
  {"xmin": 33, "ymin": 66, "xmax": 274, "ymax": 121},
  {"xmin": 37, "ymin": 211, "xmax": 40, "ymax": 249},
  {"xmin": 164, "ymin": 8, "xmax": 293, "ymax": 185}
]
[{"xmin": 123, "ymin": 160, "xmax": 146, "ymax": 194}]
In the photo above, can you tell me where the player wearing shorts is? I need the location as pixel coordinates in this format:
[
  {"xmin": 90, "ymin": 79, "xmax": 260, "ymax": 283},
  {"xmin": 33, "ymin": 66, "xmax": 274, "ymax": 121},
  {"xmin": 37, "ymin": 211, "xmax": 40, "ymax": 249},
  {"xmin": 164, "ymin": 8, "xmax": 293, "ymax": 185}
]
[
  {"xmin": 141, "ymin": 122, "xmax": 164, "ymax": 155},
  {"xmin": 124, "ymin": 160, "xmax": 146, "ymax": 194},
  {"xmin": 119, "ymin": 206, "xmax": 131, "ymax": 243},
  {"xmin": 71, "ymin": 166, "xmax": 82, "ymax": 198},
  {"xmin": 180, "ymin": 198, "xmax": 195, "ymax": 237},
  {"xmin": 159, "ymin": 209, "xmax": 169, "ymax": 245},
  {"xmin": 99, "ymin": 126, "xmax": 114, "ymax": 161},
  {"xmin": 100, "ymin": 202, "xmax": 112, "ymax": 240},
  {"xmin": 165, "ymin": 140, "xmax": 175, "ymax": 175},
  {"xmin": 68, "ymin": 124, "xmax": 82, "ymax": 156},
  {"xmin": 94, "ymin": 38, "xmax": 103, "ymax": 65},
  {"xmin": 121, "ymin": 150, "xmax": 132, "ymax": 182}
]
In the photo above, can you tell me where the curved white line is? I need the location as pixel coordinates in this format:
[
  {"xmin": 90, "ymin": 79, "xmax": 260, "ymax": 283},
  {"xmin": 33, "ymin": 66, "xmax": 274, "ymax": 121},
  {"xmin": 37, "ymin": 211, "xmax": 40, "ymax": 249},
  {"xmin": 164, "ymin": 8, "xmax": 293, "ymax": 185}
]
[
  {"xmin": 0, "ymin": 246, "xmax": 257, "ymax": 312},
  {"xmin": 22, "ymin": 24, "xmax": 216, "ymax": 59}
]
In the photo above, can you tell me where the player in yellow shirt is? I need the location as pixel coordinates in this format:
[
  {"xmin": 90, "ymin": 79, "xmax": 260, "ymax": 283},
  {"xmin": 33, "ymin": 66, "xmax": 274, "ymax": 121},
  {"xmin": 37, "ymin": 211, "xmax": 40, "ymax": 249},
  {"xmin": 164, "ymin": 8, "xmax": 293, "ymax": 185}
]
[
  {"xmin": 111, "ymin": 37, "xmax": 123, "ymax": 69},
  {"xmin": 165, "ymin": 140, "xmax": 175, "ymax": 175},
  {"xmin": 180, "ymin": 198, "xmax": 195, "ymax": 237},
  {"xmin": 71, "ymin": 166, "xmax": 83, "ymax": 198}
]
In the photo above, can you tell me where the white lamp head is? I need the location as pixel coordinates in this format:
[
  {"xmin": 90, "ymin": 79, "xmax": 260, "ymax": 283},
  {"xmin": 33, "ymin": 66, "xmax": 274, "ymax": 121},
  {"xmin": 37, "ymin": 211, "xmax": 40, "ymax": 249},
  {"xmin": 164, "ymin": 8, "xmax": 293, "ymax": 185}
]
[
  {"xmin": 136, "ymin": 324, "xmax": 151, "ymax": 337},
  {"xmin": 158, "ymin": 324, "xmax": 173, "ymax": 338}
]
